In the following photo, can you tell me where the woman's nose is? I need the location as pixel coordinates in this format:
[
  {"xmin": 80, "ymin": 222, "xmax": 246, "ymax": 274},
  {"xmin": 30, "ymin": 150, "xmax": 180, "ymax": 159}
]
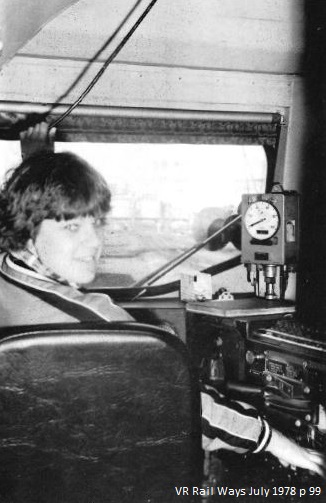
[{"xmin": 82, "ymin": 220, "xmax": 103, "ymax": 247}]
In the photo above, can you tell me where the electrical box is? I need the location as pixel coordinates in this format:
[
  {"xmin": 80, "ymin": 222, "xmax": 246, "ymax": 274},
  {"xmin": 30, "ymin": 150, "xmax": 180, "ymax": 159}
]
[{"xmin": 241, "ymin": 192, "xmax": 299, "ymax": 266}]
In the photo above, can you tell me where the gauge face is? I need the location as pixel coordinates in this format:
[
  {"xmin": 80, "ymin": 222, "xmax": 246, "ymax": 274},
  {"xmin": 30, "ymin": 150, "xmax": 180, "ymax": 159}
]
[{"xmin": 244, "ymin": 200, "xmax": 280, "ymax": 240}]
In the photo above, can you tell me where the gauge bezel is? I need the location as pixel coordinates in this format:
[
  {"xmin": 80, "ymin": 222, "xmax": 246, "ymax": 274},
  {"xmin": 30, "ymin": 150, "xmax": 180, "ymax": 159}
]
[{"xmin": 244, "ymin": 200, "xmax": 280, "ymax": 241}]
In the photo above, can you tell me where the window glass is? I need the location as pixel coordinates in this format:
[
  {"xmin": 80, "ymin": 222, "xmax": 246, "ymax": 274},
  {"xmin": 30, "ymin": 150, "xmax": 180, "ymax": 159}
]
[{"xmin": 0, "ymin": 141, "xmax": 267, "ymax": 293}]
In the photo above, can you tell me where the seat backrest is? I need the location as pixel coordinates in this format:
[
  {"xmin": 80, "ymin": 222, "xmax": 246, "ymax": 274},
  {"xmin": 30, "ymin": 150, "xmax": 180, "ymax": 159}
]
[{"xmin": 0, "ymin": 322, "xmax": 201, "ymax": 503}]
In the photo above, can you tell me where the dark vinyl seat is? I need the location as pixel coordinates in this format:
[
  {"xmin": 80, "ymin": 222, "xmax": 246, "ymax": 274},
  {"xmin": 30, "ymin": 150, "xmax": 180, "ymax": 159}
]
[{"xmin": 0, "ymin": 322, "xmax": 202, "ymax": 503}]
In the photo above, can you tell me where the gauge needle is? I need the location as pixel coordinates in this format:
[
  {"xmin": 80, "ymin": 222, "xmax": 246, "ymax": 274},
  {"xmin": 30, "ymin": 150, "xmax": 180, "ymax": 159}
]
[{"xmin": 249, "ymin": 217, "xmax": 266, "ymax": 227}]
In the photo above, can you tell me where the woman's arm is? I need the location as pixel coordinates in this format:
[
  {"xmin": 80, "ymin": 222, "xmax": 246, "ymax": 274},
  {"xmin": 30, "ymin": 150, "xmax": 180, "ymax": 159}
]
[
  {"xmin": 201, "ymin": 384, "xmax": 269, "ymax": 454},
  {"xmin": 266, "ymin": 428, "xmax": 326, "ymax": 478},
  {"xmin": 201, "ymin": 384, "xmax": 326, "ymax": 478}
]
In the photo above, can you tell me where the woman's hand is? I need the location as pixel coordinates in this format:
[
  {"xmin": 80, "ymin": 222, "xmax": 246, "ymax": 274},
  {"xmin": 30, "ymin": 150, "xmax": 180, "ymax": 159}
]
[
  {"xmin": 266, "ymin": 428, "xmax": 326, "ymax": 478},
  {"xmin": 20, "ymin": 121, "xmax": 56, "ymax": 159}
]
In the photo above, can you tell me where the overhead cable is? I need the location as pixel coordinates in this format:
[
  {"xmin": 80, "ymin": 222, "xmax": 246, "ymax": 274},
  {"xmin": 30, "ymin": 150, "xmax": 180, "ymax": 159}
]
[{"xmin": 49, "ymin": 0, "xmax": 159, "ymax": 128}]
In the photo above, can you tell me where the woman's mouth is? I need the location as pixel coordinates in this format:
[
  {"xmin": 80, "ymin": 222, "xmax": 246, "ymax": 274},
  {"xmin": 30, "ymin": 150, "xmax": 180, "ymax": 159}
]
[{"xmin": 76, "ymin": 256, "xmax": 97, "ymax": 264}]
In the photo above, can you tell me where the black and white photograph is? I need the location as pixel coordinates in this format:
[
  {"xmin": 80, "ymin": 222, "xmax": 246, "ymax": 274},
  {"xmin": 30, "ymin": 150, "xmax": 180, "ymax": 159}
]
[{"xmin": 0, "ymin": 1, "xmax": 325, "ymax": 501}]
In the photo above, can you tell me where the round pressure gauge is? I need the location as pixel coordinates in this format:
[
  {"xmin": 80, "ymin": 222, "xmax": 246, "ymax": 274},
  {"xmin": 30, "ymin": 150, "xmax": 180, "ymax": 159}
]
[{"xmin": 244, "ymin": 200, "xmax": 280, "ymax": 240}]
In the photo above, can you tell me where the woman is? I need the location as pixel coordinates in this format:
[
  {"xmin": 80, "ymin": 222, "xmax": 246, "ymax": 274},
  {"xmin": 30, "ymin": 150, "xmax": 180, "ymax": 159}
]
[
  {"xmin": 0, "ymin": 126, "xmax": 324, "ymax": 480},
  {"xmin": 0, "ymin": 148, "xmax": 133, "ymax": 324}
]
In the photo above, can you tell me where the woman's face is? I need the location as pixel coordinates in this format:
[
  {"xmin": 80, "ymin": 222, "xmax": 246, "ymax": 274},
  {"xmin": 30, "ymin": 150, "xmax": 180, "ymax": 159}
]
[{"xmin": 33, "ymin": 215, "xmax": 105, "ymax": 285}]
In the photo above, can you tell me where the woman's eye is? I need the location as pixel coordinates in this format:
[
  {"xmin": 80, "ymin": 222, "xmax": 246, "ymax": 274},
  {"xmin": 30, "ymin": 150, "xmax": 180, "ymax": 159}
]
[{"xmin": 65, "ymin": 222, "xmax": 80, "ymax": 232}]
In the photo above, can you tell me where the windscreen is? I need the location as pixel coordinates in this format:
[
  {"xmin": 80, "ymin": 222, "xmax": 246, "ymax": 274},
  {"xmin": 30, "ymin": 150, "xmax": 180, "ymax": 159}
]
[{"xmin": 0, "ymin": 141, "xmax": 267, "ymax": 293}]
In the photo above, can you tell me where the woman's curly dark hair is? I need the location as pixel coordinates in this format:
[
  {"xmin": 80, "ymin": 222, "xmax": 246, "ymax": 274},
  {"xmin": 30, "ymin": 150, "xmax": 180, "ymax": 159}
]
[{"xmin": 0, "ymin": 151, "xmax": 111, "ymax": 251}]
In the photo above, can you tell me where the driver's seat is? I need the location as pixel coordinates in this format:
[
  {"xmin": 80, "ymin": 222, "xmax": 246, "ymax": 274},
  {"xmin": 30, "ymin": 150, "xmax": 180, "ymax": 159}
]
[{"xmin": 0, "ymin": 322, "xmax": 201, "ymax": 503}]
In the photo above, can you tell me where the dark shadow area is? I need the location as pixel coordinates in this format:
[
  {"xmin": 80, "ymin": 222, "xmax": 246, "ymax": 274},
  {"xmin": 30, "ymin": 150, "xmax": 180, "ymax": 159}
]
[
  {"xmin": 202, "ymin": 451, "xmax": 326, "ymax": 503},
  {"xmin": 296, "ymin": 2, "xmax": 326, "ymax": 327}
]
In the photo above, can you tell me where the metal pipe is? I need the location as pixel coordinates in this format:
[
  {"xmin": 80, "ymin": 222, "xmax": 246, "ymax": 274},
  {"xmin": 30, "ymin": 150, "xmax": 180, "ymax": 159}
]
[
  {"xmin": 0, "ymin": 101, "xmax": 280, "ymax": 123},
  {"xmin": 132, "ymin": 214, "xmax": 241, "ymax": 290}
]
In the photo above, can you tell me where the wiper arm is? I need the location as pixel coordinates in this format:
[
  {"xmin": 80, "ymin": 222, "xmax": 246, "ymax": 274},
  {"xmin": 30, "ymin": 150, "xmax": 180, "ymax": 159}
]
[{"xmin": 131, "ymin": 213, "xmax": 241, "ymax": 298}]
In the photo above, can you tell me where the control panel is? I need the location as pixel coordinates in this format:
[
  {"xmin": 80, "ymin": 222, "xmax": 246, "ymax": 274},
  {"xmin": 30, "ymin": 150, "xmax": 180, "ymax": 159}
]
[
  {"xmin": 187, "ymin": 309, "xmax": 326, "ymax": 490},
  {"xmin": 245, "ymin": 318, "xmax": 326, "ymax": 448}
]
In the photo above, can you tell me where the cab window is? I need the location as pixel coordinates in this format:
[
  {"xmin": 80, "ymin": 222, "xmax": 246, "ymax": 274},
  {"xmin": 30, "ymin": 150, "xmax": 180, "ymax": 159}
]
[{"xmin": 0, "ymin": 139, "xmax": 267, "ymax": 293}]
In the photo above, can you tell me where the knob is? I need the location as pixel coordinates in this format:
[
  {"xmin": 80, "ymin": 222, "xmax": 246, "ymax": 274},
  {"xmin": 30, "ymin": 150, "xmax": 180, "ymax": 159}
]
[{"xmin": 246, "ymin": 350, "xmax": 265, "ymax": 365}]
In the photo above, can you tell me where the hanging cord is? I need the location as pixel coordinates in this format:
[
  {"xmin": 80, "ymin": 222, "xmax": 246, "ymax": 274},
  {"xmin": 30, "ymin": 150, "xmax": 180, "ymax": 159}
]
[
  {"xmin": 48, "ymin": 0, "xmax": 158, "ymax": 128},
  {"xmin": 49, "ymin": 0, "xmax": 146, "ymax": 115}
]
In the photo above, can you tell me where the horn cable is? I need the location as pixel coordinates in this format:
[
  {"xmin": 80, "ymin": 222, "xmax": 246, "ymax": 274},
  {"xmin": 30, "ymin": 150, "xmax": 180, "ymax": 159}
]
[{"xmin": 49, "ymin": 0, "xmax": 159, "ymax": 128}]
